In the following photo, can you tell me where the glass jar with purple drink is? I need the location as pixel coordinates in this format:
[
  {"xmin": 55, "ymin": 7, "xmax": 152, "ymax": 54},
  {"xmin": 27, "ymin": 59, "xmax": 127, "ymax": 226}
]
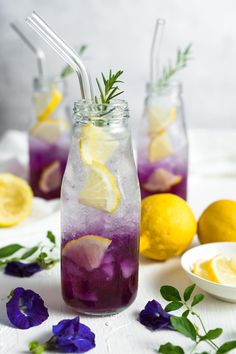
[
  {"xmin": 61, "ymin": 99, "xmax": 140, "ymax": 315},
  {"xmin": 29, "ymin": 77, "xmax": 70, "ymax": 199},
  {"xmin": 137, "ymin": 81, "xmax": 188, "ymax": 200}
]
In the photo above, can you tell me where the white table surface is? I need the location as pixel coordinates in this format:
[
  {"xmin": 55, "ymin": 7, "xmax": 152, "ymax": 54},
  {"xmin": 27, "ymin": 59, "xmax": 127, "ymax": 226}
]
[{"xmin": 0, "ymin": 130, "xmax": 236, "ymax": 354}]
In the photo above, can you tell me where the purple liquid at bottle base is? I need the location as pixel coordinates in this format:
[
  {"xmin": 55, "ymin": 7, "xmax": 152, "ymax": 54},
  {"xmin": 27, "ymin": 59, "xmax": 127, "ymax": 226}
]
[
  {"xmin": 61, "ymin": 230, "xmax": 139, "ymax": 315},
  {"xmin": 29, "ymin": 135, "xmax": 69, "ymax": 200},
  {"xmin": 138, "ymin": 153, "xmax": 188, "ymax": 200}
]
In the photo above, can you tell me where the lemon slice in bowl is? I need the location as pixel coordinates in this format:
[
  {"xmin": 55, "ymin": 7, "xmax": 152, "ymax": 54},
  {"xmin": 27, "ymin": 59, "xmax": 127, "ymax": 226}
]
[
  {"xmin": 80, "ymin": 123, "xmax": 119, "ymax": 165},
  {"xmin": 208, "ymin": 254, "xmax": 236, "ymax": 285},
  {"xmin": 148, "ymin": 131, "xmax": 173, "ymax": 163},
  {"xmin": 30, "ymin": 119, "xmax": 69, "ymax": 144},
  {"xmin": 0, "ymin": 173, "xmax": 33, "ymax": 227},
  {"xmin": 147, "ymin": 106, "xmax": 176, "ymax": 135},
  {"xmin": 192, "ymin": 259, "xmax": 210, "ymax": 280},
  {"xmin": 79, "ymin": 161, "xmax": 120, "ymax": 213},
  {"xmin": 37, "ymin": 87, "xmax": 63, "ymax": 121},
  {"xmin": 62, "ymin": 235, "xmax": 112, "ymax": 271}
]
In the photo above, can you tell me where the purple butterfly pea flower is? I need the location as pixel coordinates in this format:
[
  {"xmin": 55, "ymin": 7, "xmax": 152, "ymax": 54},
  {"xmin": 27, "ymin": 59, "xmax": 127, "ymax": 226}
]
[
  {"xmin": 5, "ymin": 261, "xmax": 42, "ymax": 277},
  {"xmin": 139, "ymin": 299, "xmax": 172, "ymax": 330},
  {"xmin": 6, "ymin": 287, "xmax": 49, "ymax": 329},
  {"xmin": 51, "ymin": 316, "xmax": 95, "ymax": 353}
]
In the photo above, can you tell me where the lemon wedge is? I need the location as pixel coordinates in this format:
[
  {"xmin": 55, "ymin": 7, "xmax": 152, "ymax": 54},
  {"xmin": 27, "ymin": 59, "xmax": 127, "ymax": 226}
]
[
  {"xmin": 80, "ymin": 124, "xmax": 119, "ymax": 165},
  {"xmin": 147, "ymin": 106, "xmax": 176, "ymax": 135},
  {"xmin": 79, "ymin": 161, "xmax": 120, "ymax": 213},
  {"xmin": 37, "ymin": 87, "xmax": 63, "ymax": 121},
  {"xmin": 148, "ymin": 131, "xmax": 173, "ymax": 163},
  {"xmin": 0, "ymin": 174, "xmax": 33, "ymax": 227},
  {"xmin": 30, "ymin": 119, "xmax": 69, "ymax": 144},
  {"xmin": 192, "ymin": 259, "xmax": 211, "ymax": 280},
  {"xmin": 208, "ymin": 254, "xmax": 236, "ymax": 285},
  {"xmin": 143, "ymin": 168, "xmax": 182, "ymax": 192},
  {"xmin": 62, "ymin": 235, "xmax": 111, "ymax": 271}
]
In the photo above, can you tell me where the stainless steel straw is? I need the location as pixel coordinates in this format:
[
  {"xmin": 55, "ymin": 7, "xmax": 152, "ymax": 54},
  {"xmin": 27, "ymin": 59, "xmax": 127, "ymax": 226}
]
[
  {"xmin": 11, "ymin": 22, "xmax": 46, "ymax": 80},
  {"xmin": 150, "ymin": 18, "xmax": 165, "ymax": 83},
  {"xmin": 26, "ymin": 12, "xmax": 92, "ymax": 100}
]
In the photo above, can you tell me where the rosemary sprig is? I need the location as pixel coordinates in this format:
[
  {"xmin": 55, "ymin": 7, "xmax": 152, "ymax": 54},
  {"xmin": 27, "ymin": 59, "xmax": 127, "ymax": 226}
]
[
  {"xmin": 60, "ymin": 44, "xmax": 87, "ymax": 79},
  {"xmin": 157, "ymin": 43, "xmax": 192, "ymax": 89},
  {"xmin": 95, "ymin": 69, "xmax": 124, "ymax": 105}
]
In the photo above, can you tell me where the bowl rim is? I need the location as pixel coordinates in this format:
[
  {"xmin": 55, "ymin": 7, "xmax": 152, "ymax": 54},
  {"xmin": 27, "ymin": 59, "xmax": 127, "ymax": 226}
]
[{"xmin": 181, "ymin": 242, "xmax": 236, "ymax": 289}]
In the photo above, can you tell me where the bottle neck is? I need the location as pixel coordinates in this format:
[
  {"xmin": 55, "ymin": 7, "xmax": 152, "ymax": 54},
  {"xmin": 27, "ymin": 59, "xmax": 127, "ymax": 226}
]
[
  {"xmin": 73, "ymin": 99, "xmax": 129, "ymax": 128},
  {"xmin": 146, "ymin": 81, "xmax": 182, "ymax": 98}
]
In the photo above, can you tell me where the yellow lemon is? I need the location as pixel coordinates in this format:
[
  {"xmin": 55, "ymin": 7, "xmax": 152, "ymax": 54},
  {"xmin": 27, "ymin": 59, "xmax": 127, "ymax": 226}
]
[
  {"xmin": 148, "ymin": 131, "xmax": 173, "ymax": 163},
  {"xmin": 198, "ymin": 200, "xmax": 236, "ymax": 244},
  {"xmin": 79, "ymin": 161, "xmax": 120, "ymax": 213},
  {"xmin": 147, "ymin": 106, "xmax": 176, "ymax": 135},
  {"xmin": 30, "ymin": 119, "xmax": 69, "ymax": 144},
  {"xmin": 208, "ymin": 254, "xmax": 236, "ymax": 285},
  {"xmin": 0, "ymin": 174, "xmax": 33, "ymax": 227},
  {"xmin": 140, "ymin": 194, "xmax": 196, "ymax": 260},
  {"xmin": 80, "ymin": 123, "xmax": 119, "ymax": 165},
  {"xmin": 192, "ymin": 259, "xmax": 211, "ymax": 280},
  {"xmin": 37, "ymin": 87, "xmax": 63, "ymax": 121}
]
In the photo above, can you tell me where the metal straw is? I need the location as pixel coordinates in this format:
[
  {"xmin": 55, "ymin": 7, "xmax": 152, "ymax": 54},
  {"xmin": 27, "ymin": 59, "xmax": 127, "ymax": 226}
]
[
  {"xmin": 150, "ymin": 19, "xmax": 165, "ymax": 83},
  {"xmin": 11, "ymin": 22, "xmax": 46, "ymax": 79},
  {"xmin": 25, "ymin": 11, "xmax": 92, "ymax": 100}
]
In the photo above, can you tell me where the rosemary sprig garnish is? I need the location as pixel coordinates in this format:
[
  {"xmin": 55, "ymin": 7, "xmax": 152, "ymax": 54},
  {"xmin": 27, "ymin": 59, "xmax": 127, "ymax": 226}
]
[
  {"xmin": 157, "ymin": 43, "xmax": 192, "ymax": 89},
  {"xmin": 95, "ymin": 69, "xmax": 124, "ymax": 105},
  {"xmin": 60, "ymin": 44, "xmax": 87, "ymax": 78}
]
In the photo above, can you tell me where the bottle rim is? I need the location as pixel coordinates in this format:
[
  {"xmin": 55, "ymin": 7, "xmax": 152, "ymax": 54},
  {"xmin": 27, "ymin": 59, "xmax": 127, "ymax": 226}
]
[
  {"xmin": 73, "ymin": 99, "xmax": 129, "ymax": 125},
  {"xmin": 146, "ymin": 80, "xmax": 182, "ymax": 95}
]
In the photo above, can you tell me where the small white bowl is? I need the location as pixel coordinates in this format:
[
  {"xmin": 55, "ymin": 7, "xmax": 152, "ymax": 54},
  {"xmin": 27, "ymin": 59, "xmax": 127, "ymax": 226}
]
[{"xmin": 181, "ymin": 242, "xmax": 236, "ymax": 303}]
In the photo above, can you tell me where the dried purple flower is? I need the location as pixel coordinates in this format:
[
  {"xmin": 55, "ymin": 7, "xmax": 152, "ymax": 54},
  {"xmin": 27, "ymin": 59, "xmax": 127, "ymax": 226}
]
[
  {"xmin": 4, "ymin": 261, "xmax": 42, "ymax": 277},
  {"xmin": 139, "ymin": 299, "xmax": 172, "ymax": 330},
  {"xmin": 6, "ymin": 287, "xmax": 49, "ymax": 329}
]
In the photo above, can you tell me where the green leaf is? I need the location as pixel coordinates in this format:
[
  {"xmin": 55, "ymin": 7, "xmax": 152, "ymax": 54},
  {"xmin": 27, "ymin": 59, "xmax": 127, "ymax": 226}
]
[
  {"xmin": 78, "ymin": 44, "xmax": 87, "ymax": 55},
  {"xmin": 0, "ymin": 244, "xmax": 23, "ymax": 258},
  {"xmin": 165, "ymin": 301, "xmax": 183, "ymax": 312},
  {"xmin": 182, "ymin": 310, "xmax": 190, "ymax": 318},
  {"xmin": 46, "ymin": 231, "xmax": 56, "ymax": 245},
  {"xmin": 170, "ymin": 316, "xmax": 196, "ymax": 341},
  {"xmin": 158, "ymin": 342, "xmax": 185, "ymax": 354},
  {"xmin": 216, "ymin": 341, "xmax": 236, "ymax": 354},
  {"xmin": 95, "ymin": 70, "xmax": 124, "ymax": 106},
  {"xmin": 200, "ymin": 328, "xmax": 223, "ymax": 341},
  {"xmin": 21, "ymin": 246, "xmax": 39, "ymax": 260},
  {"xmin": 183, "ymin": 284, "xmax": 196, "ymax": 302},
  {"xmin": 191, "ymin": 294, "xmax": 204, "ymax": 307},
  {"xmin": 160, "ymin": 285, "xmax": 181, "ymax": 301}
]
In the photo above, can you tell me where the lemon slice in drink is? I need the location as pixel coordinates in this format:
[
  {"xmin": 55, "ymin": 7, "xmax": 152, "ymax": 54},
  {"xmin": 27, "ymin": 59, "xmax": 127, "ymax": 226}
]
[
  {"xmin": 208, "ymin": 254, "xmax": 236, "ymax": 285},
  {"xmin": 148, "ymin": 131, "xmax": 173, "ymax": 163},
  {"xmin": 143, "ymin": 168, "xmax": 182, "ymax": 192},
  {"xmin": 80, "ymin": 124, "xmax": 119, "ymax": 165},
  {"xmin": 37, "ymin": 87, "xmax": 63, "ymax": 121},
  {"xmin": 79, "ymin": 161, "xmax": 120, "ymax": 213},
  {"xmin": 192, "ymin": 259, "xmax": 210, "ymax": 280},
  {"xmin": 147, "ymin": 106, "xmax": 176, "ymax": 135},
  {"xmin": 0, "ymin": 173, "xmax": 33, "ymax": 227},
  {"xmin": 62, "ymin": 235, "xmax": 112, "ymax": 271},
  {"xmin": 30, "ymin": 119, "xmax": 69, "ymax": 144}
]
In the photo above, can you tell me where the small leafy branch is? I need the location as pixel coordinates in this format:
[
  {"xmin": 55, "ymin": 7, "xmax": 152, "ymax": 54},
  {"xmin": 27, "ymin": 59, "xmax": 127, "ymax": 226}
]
[
  {"xmin": 60, "ymin": 44, "xmax": 87, "ymax": 78},
  {"xmin": 95, "ymin": 69, "xmax": 124, "ymax": 105},
  {"xmin": 0, "ymin": 231, "xmax": 58, "ymax": 270},
  {"xmin": 157, "ymin": 284, "xmax": 236, "ymax": 354},
  {"xmin": 157, "ymin": 44, "xmax": 192, "ymax": 90}
]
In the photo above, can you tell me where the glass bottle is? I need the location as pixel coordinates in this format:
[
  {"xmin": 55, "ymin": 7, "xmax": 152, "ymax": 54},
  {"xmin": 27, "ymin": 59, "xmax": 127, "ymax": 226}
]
[
  {"xmin": 29, "ymin": 77, "xmax": 71, "ymax": 200},
  {"xmin": 137, "ymin": 82, "xmax": 188, "ymax": 200},
  {"xmin": 61, "ymin": 99, "xmax": 140, "ymax": 315}
]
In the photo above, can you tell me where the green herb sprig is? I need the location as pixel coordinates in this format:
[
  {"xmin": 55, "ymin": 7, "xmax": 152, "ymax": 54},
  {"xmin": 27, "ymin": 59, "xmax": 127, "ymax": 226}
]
[
  {"xmin": 95, "ymin": 69, "xmax": 124, "ymax": 105},
  {"xmin": 157, "ymin": 44, "xmax": 192, "ymax": 90},
  {"xmin": 0, "ymin": 231, "xmax": 58, "ymax": 270},
  {"xmin": 60, "ymin": 44, "xmax": 87, "ymax": 79},
  {"xmin": 157, "ymin": 284, "xmax": 236, "ymax": 354}
]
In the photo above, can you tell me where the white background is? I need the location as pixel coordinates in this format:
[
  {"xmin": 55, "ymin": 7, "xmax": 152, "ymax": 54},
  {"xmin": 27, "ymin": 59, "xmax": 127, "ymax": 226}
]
[{"xmin": 1, "ymin": 0, "xmax": 236, "ymax": 135}]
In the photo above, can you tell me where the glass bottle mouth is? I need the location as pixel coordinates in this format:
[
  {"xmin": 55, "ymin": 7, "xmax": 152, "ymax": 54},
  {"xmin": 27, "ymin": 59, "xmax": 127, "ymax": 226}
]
[
  {"xmin": 73, "ymin": 99, "xmax": 129, "ymax": 126},
  {"xmin": 146, "ymin": 80, "xmax": 182, "ymax": 96}
]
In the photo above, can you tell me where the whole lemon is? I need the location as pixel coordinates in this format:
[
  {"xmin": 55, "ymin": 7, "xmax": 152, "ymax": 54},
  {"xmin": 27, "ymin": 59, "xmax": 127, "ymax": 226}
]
[
  {"xmin": 140, "ymin": 194, "xmax": 197, "ymax": 261},
  {"xmin": 198, "ymin": 200, "xmax": 236, "ymax": 243}
]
